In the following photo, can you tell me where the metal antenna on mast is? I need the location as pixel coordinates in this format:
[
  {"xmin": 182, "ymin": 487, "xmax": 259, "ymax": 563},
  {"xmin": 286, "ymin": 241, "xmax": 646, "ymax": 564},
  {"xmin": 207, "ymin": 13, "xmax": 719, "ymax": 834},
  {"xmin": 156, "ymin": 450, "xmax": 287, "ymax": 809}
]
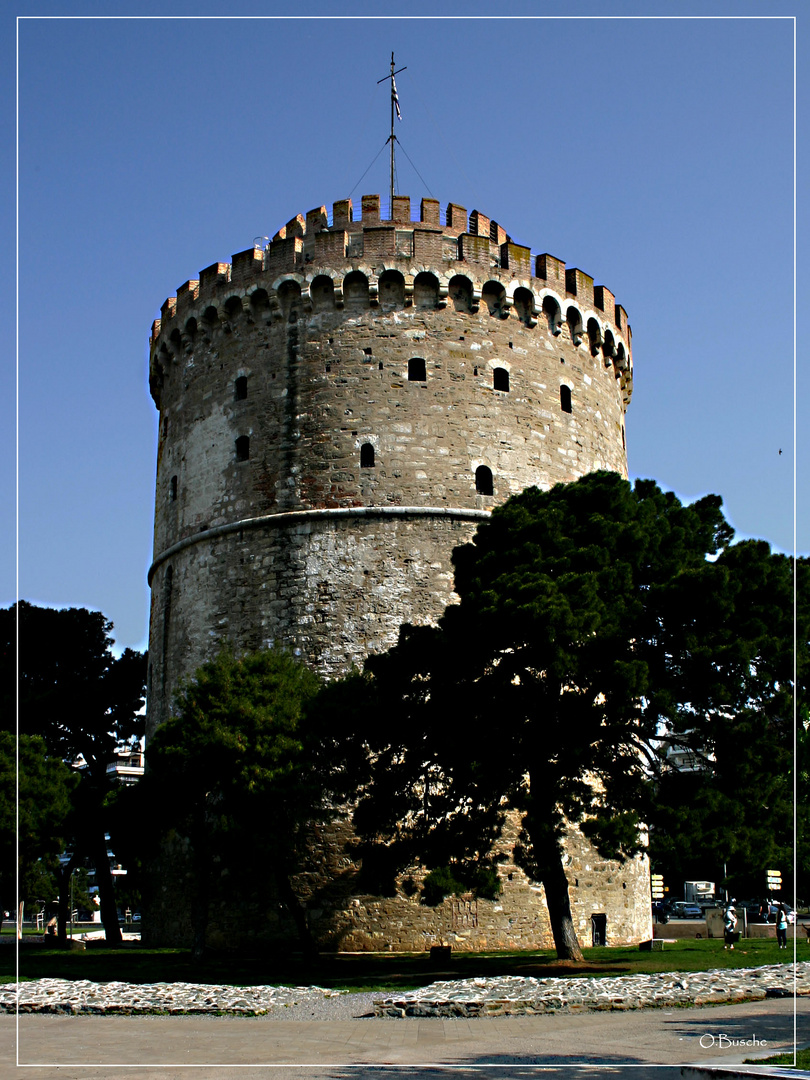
[{"xmin": 377, "ymin": 52, "xmax": 406, "ymax": 215}]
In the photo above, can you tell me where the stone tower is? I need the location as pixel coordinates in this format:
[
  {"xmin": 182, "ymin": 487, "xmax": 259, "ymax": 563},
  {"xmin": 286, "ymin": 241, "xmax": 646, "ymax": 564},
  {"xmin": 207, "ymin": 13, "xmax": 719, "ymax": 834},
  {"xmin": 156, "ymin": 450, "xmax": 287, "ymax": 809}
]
[{"xmin": 146, "ymin": 195, "xmax": 647, "ymax": 950}]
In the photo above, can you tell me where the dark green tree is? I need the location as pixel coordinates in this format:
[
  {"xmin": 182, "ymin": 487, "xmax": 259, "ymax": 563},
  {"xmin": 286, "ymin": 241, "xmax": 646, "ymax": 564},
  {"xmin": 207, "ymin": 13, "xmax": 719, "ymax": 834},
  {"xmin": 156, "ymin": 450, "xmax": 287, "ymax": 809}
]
[
  {"xmin": 798, "ymin": 706, "xmax": 810, "ymax": 904},
  {"xmin": 647, "ymin": 542, "xmax": 805, "ymax": 899},
  {"xmin": 1, "ymin": 602, "xmax": 147, "ymax": 944},
  {"xmin": 0, "ymin": 731, "xmax": 78, "ymax": 933},
  {"xmin": 318, "ymin": 472, "xmax": 802, "ymax": 960},
  {"xmin": 146, "ymin": 646, "xmax": 327, "ymax": 961}
]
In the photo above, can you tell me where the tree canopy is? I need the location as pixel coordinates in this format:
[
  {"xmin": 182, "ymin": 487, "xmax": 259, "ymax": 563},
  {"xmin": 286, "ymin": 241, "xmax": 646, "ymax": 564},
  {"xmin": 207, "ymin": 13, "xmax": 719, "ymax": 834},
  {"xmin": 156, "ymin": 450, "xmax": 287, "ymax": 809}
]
[
  {"xmin": 2, "ymin": 602, "xmax": 147, "ymax": 943},
  {"xmin": 0, "ymin": 731, "xmax": 78, "ymax": 926},
  {"xmin": 145, "ymin": 646, "xmax": 327, "ymax": 959},
  {"xmin": 647, "ymin": 544, "xmax": 805, "ymax": 896},
  {"xmin": 317, "ymin": 472, "xmax": 804, "ymax": 959}
]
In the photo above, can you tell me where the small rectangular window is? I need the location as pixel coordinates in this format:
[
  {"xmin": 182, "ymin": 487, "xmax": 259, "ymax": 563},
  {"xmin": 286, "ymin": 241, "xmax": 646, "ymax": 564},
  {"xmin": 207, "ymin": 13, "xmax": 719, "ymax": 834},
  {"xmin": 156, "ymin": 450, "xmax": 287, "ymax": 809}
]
[
  {"xmin": 493, "ymin": 368, "xmax": 510, "ymax": 392},
  {"xmin": 408, "ymin": 358, "xmax": 427, "ymax": 382},
  {"xmin": 346, "ymin": 234, "xmax": 364, "ymax": 258},
  {"xmin": 395, "ymin": 230, "xmax": 414, "ymax": 257}
]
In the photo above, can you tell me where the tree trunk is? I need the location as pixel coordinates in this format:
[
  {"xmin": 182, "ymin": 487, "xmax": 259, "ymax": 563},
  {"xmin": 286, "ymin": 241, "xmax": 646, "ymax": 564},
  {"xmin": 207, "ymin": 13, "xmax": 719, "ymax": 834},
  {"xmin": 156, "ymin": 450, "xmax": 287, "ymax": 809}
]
[
  {"xmin": 542, "ymin": 859, "xmax": 587, "ymax": 963},
  {"xmin": 541, "ymin": 853, "xmax": 583, "ymax": 961},
  {"xmin": 277, "ymin": 872, "xmax": 316, "ymax": 957},
  {"xmin": 88, "ymin": 830, "xmax": 122, "ymax": 946},
  {"xmin": 54, "ymin": 856, "xmax": 77, "ymax": 947}
]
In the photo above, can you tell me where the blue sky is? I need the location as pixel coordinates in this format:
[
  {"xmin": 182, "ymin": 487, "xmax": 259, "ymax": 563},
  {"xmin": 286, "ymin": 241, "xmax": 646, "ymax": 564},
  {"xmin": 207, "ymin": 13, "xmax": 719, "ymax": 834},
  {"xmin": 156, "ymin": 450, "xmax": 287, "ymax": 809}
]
[{"xmin": 6, "ymin": 1, "xmax": 805, "ymax": 654}]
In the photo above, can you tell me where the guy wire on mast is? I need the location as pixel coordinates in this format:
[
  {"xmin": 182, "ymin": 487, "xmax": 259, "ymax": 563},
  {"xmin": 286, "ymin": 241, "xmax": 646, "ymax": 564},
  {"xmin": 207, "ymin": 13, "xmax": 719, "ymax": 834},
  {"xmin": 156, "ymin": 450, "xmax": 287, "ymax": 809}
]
[
  {"xmin": 346, "ymin": 53, "xmax": 433, "ymax": 205},
  {"xmin": 377, "ymin": 52, "xmax": 406, "ymax": 214}
]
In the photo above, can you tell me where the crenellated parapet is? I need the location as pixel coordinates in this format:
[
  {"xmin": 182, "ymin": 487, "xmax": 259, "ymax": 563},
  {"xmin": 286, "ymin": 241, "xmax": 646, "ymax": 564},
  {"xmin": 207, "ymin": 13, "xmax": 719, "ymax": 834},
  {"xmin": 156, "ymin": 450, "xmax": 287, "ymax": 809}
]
[{"xmin": 150, "ymin": 195, "xmax": 633, "ymax": 406}]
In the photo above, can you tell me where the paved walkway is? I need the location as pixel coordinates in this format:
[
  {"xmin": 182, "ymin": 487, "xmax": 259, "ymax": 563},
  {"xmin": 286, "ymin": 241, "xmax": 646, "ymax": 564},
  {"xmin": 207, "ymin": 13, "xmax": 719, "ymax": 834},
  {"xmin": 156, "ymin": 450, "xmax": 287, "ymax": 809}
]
[{"xmin": 2, "ymin": 996, "xmax": 806, "ymax": 1078}]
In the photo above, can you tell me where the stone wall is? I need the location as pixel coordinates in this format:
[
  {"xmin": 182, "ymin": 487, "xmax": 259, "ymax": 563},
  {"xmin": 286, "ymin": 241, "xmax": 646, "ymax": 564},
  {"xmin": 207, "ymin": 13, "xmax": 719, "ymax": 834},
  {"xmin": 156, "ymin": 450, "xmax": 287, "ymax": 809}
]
[{"xmin": 144, "ymin": 811, "xmax": 651, "ymax": 953}]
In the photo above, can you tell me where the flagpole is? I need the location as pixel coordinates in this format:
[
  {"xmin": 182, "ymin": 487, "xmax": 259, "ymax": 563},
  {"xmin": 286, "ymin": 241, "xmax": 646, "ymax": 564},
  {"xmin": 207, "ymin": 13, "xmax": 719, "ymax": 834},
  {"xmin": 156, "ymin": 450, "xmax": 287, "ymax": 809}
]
[
  {"xmin": 378, "ymin": 54, "xmax": 405, "ymax": 219},
  {"xmin": 389, "ymin": 52, "xmax": 395, "ymax": 213}
]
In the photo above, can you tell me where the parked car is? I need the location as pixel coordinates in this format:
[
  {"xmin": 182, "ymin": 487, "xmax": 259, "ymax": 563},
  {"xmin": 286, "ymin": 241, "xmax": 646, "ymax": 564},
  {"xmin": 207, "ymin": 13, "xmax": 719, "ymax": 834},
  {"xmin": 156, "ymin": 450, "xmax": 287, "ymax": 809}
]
[
  {"xmin": 734, "ymin": 899, "xmax": 795, "ymax": 923},
  {"xmin": 669, "ymin": 901, "xmax": 703, "ymax": 919}
]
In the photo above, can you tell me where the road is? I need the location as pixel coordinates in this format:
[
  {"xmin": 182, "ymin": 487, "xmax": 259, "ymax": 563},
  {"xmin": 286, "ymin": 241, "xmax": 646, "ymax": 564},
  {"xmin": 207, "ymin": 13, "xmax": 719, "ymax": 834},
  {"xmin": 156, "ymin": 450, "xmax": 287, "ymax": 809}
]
[{"xmin": 1, "ymin": 996, "xmax": 806, "ymax": 1079}]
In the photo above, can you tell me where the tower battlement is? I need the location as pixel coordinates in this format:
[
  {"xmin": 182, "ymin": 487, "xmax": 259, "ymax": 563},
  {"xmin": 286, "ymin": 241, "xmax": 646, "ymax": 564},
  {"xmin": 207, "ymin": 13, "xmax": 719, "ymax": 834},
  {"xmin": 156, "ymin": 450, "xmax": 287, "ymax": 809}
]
[{"xmin": 150, "ymin": 195, "xmax": 632, "ymax": 406}]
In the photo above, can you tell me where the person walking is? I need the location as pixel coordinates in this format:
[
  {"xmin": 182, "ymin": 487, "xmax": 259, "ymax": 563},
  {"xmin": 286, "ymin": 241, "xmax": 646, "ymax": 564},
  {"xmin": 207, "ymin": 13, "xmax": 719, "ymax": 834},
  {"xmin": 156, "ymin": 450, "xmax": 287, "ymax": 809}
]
[
  {"xmin": 775, "ymin": 903, "xmax": 788, "ymax": 949},
  {"xmin": 723, "ymin": 902, "xmax": 738, "ymax": 949}
]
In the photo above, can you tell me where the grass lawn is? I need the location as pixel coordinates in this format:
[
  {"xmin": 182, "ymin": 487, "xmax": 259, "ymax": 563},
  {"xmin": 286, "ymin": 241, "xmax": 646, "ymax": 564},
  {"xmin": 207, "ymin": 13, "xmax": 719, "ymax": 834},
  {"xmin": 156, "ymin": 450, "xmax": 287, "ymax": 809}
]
[
  {"xmin": 744, "ymin": 1048, "xmax": 810, "ymax": 1068},
  {"xmin": 0, "ymin": 936, "xmax": 802, "ymax": 993}
]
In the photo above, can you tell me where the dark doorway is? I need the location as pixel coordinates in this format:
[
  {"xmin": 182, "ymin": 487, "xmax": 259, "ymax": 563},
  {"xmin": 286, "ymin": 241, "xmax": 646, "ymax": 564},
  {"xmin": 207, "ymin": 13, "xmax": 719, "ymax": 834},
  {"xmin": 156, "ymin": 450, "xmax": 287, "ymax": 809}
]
[{"xmin": 591, "ymin": 913, "xmax": 607, "ymax": 947}]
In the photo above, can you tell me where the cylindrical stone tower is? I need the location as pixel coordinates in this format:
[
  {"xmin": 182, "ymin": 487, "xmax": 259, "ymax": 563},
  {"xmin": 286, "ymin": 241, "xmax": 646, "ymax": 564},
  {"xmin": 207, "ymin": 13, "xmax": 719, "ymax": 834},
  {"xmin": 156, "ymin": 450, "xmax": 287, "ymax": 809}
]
[
  {"xmin": 145, "ymin": 194, "xmax": 647, "ymax": 951},
  {"xmin": 147, "ymin": 194, "xmax": 633, "ymax": 740}
]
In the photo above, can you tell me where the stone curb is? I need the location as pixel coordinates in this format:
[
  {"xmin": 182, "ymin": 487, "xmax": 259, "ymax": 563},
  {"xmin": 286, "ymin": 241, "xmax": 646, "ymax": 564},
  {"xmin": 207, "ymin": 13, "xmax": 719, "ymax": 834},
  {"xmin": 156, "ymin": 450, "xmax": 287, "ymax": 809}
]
[
  {"xmin": 1, "ymin": 962, "xmax": 806, "ymax": 1019},
  {"xmin": 373, "ymin": 961, "xmax": 810, "ymax": 1018},
  {"xmin": 0, "ymin": 978, "xmax": 345, "ymax": 1017}
]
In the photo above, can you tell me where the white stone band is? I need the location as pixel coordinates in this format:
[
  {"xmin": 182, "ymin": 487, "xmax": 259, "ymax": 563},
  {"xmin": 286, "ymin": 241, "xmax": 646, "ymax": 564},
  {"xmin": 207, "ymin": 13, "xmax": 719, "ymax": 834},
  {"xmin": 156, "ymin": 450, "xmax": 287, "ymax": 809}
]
[{"xmin": 148, "ymin": 505, "xmax": 491, "ymax": 583}]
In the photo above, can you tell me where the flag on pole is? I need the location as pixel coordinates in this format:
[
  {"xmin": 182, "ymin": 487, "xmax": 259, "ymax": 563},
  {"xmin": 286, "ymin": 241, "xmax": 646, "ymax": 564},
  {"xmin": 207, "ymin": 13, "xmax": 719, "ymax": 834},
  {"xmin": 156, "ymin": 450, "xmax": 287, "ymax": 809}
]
[{"xmin": 392, "ymin": 74, "xmax": 402, "ymax": 120}]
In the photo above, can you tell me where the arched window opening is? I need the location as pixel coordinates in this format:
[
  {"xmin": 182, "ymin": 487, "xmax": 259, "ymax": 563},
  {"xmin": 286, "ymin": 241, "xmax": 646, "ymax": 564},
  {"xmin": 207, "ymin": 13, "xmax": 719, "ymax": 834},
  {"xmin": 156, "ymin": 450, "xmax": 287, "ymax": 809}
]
[
  {"xmin": 278, "ymin": 280, "xmax": 302, "ymax": 321},
  {"xmin": 542, "ymin": 295, "xmax": 562, "ymax": 335},
  {"xmin": 224, "ymin": 296, "xmax": 243, "ymax": 322},
  {"xmin": 514, "ymin": 287, "xmax": 535, "ymax": 327},
  {"xmin": 603, "ymin": 329, "xmax": 616, "ymax": 363},
  {"xmin": 413, "ymin": 271, "xmax": 439, "ymax": 309},
  {"xmin": 378, "ymin": 269, "xmax": 406, "ymax": 311},
  {"xmin": 360, "ymin": 443, "xmax": 375, "ymax": 468},
  {"xmin": 202, "ymin": 305, "xmax": 219, "ymax": 331},
  {"xmin": 235, "ymin": 435, "xmax": 250, "ymax": 461},
  {"xmin": 249, "ymin": 289, "xmax": 270, "ymax": 319},
  {"xmin": 493, "ymin": 367, "xmax": 510, "ymax": 392},
  {"xmin": 566, "ymin": 306, "xmax": 583, "ymax": 346},
  {"xmin": 587, "ymin": 317, "xmax": 602, "ymax": 358},
  {"xmin": 343, "ymin": 271, "xmax": 370, "ymax": 309},
  {"xmin": 408, "ymin": 357, "xmax": 427, "ymax": 382},
  {"xmin": 560, "ymin": 385, "xmax": 572, "ymax": 413},
  {"xmin": 170, "ymin": 475, "xmax": 178, "ymax": 502},
  {"xmin": 234, "ymin": 376, "xmax": 248, "ymax": 400},
  {"xmin": 309, "ymin": 276, "xmax": 335, "ymax": 312},
  {"xmin": 482, "ymin": 281, "xmax": 507, "ymax": 319},
  {"xmin": 475, "ymin": 465, "xmax": 494, "ymax": 496},
  {"xmin": 448, "ymin": 275, "xmax": 473, "ymax": 313},
  {"xmin": 615, "ymin": 342, "xmax": 628, "ymax": 371}
]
